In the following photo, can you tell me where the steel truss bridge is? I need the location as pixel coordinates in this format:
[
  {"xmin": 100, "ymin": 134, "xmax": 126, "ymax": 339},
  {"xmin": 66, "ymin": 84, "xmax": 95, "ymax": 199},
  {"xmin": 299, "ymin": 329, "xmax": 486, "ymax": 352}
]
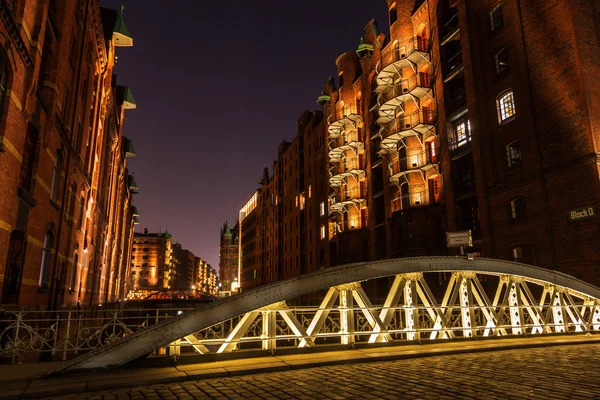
[{"xmin": 52, "ymin": 257, "xmax": 600, "ymax": 374}]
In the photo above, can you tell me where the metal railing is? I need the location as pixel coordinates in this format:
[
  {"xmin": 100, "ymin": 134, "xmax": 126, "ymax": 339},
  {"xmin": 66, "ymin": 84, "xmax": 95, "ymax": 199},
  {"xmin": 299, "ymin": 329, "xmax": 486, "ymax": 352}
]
[
  {"xmin": 389, "ymin": 150, "xmax": 437, "ymax": 175},
  {"xmin": 167, "ymin": 273, "xmax": 600, "ymax": 355},
  {"xmin": 0, "ymin": 308, "xmax": 193, "ymax": 363},
  {"xmin": 330, "ymin": 159, "xmax": 364, "ymax": 176},
  {"xmin": 329, "ymin": 218, "xmax": 362, "ymax": 237},
  {"xmin": 379, "ymin": 36, "xmax": 431, "ymax": 70},
  {"xmin": 378, "ymin": 73, "xmax": 432, "ymax": 105},
  {"xmin": 442, "ymin": 13, "xmax": 460, "ymax": 39},
  {"xmin": 381, "ymin": 110, "xmax": 436, "ymax": 140},
  {"xmin": 391, "ymin": 189, "xmax": 430, "ymax": 211},
  {"xmin": 330, "ymin": 188, "xmax": 366, "ymax": 204}
]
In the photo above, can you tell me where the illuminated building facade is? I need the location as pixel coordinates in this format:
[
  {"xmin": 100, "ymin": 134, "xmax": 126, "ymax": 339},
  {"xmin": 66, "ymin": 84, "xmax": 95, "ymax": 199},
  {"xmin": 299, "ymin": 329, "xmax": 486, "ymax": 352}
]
[
  {"xmin": 195, "ymin": 257, "xmax": 218, "ymax": 296},
  {"xmin": 130, "ymin": 229, "xmax": 173, "ymax": 292},
  {"xmin": 218, "ymin": 221, "xmax": 239, "ymax": 293},
  {"xmin": 0, "ymin": 1, "xmax": 138, "ymax": 309},
  {"xmin": 238, "ymin": 0, "xmax": 600, "ymax": 289}
]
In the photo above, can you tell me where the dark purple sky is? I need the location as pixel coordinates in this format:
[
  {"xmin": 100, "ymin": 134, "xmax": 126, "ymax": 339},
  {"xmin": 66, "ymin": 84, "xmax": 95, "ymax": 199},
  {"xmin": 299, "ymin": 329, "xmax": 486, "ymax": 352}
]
[{"xmin": 99, "ymin": 0, "xmax": 389, "ymax": 269}]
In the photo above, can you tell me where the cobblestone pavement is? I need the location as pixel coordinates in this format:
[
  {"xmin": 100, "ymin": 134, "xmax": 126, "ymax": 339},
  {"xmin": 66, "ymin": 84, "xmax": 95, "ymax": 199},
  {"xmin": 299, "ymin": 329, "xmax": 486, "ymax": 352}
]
[{"xmin": 45, "ymin": 344, "xmax": 600, "ymax": 399}]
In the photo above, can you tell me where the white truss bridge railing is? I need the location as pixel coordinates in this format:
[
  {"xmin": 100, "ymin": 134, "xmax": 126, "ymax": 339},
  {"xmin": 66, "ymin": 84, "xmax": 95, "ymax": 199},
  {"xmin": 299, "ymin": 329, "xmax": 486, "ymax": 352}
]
[
  {"xmin": 169, "ymin": 272, "xmax": 600, "ymax": 356},
  {"xmin": 48, "ymin": 257, "xmax": 600, "ymax": 373}
]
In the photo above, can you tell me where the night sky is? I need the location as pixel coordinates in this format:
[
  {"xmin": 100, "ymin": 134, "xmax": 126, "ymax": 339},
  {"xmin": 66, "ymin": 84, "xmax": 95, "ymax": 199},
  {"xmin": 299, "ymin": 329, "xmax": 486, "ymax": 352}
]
[{"xmin": 98, "ymin": 0, "xmax": 389, "ymax": 269}]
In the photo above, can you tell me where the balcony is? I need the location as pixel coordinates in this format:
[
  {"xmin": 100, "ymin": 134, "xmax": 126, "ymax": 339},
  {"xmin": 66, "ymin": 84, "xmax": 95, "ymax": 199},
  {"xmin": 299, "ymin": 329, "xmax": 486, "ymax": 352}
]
[
  {"xmin": 389, "ymin": 150, "xmax": 438, "ymax": 185},
  {"xmin": 329, "ymin": 217, "xmax": 362, "ymax": 237},
  {"xmin": 329, "ymin": 188, "xmax": 366, "ymax": 213},
  {"xmin": 443, "ymin": 50, "xmax": 464, "ymax": 82},
  {"xmin": 329, "ymin": 159, "xmax": 366, "ymax": 187},
  {"xmin": 440, "ymin": 13, "xmax": 460, "ymax": 46},
  {"xmin": 391, "ymin": 189, "xmax": 431, "ymax": 212},
  {"xmin": 328, "ymin": 136, "xmax": 364, "ymax": 161},
  {"xmin": 376, "ymin": 37, "xmax": 432, "ymax": 88},
  {"xmin": 327, "ymin": 113, "xmax": 363, "ymax": 138},
  {"xmin": 379, "ymin": 110, "xmax": 437, "ymax": 152},
  {"xmin": 376, "ymin": 73, "xmax": 433, "ymax": 125}
]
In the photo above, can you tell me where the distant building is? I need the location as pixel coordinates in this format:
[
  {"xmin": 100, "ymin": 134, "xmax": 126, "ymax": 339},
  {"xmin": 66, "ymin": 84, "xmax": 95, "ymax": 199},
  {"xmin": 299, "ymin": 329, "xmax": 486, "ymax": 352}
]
[
  {"xmin": 195, "ymin": 257, "xmax": 218, "ymax": 296},
  {"xmin": 172, "ymin": 243, "xmax": 195, "ymax": 289},
  {"xmin": 239, "ymin": 191, "xmax": 263, "ymax": 290},
  {"xmin": 218, "ymin": 221, "xmax": 239, "ymax": 293},
  {"xmin": 130, "ymin": 229, "xmax": 174, "ymax": 292}
]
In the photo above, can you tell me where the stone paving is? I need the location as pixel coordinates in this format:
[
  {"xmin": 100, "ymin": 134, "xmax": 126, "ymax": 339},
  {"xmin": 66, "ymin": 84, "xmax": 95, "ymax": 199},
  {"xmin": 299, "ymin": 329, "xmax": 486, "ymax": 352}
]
[{"xmin": 43, "ymin": 344, "xmax": 600, "ymax": 399}]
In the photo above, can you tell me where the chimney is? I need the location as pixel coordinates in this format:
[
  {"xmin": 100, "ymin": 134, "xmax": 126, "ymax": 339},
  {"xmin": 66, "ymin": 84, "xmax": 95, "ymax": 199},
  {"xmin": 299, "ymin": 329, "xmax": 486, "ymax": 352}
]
[{"xmin": 144, "ymin": 227, "xmax": 148, "ymax": 235}]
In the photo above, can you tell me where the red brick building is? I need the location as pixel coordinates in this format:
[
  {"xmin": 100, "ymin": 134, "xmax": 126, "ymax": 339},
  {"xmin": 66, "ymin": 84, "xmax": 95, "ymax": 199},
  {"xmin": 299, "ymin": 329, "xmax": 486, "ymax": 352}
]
[
  {"xmin": 239, "ymin": 0, "xmax": 600, "ymax": 290},
  {"xmin": 0, "ymin": 1, "xmax": 138, "ymax": 309}
]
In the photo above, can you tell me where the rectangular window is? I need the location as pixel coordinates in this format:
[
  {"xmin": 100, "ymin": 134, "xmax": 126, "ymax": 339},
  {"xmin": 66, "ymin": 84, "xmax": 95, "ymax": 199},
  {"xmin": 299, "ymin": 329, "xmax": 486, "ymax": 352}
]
[
  {"xmin": 320, "ymin": 201, "xmax": 325, "ymax": 216},
  {"xmin": 20, "ymin": 124, "xmax": 39, "ymax": 191},
  {"xmin": 498, "ymin": 91, "xmax": 516, "ymax": 122},
  {"xmin": 389, "ymin": 2, "xmax": 397, "ymax": 25},
  {"xmin": 510, "ymin": 197, "xmax": 527, "ymax": 221},
  {"xmin": 489, "ymin": 3, "xmax": 503, "ymax": 32},
  {"xmin": 38, "ymin": 232, "xmax": 53, "ymax": 287},
  {"xmin": 308, "ymin": 185, "xmax": 312, "ymax": 198},
  {"xmin": 50, "ymin": 150, "xmax": 62, "ymax": 202},
  {"xmin": 453, "ymin": 119, "xmax": 471, "ymax": 148},
  {"xmin": 494, "ymin": 47, "xmax": 509, "ymax": 75},
  {"xmin": 506, "ymin": 141, "xmax": 522, "ymax": 168},
  {"xmin": 62, "ymin": 83, "xmax": 70, "ymax": 122}
]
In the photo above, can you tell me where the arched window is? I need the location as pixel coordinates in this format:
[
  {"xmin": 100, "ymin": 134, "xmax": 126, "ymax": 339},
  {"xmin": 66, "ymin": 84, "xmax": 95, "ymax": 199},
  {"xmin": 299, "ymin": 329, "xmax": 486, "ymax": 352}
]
[
  {"xmin": 51, "ymin": 149, "xmax": 62, "ymax": 202},
  {"xmin": 497, "ymin": 90, "xmax": 516, "ymax": 122},
  {"xmin": 38, "ymin": 231, "xmax": 53, "ymax": 287}
]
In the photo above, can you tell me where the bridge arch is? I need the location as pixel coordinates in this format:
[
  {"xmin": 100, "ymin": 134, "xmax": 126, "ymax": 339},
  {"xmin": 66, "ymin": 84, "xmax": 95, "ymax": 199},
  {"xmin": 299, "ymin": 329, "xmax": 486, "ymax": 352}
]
[{"xmin": 54, "ymin": 257, "xmax": 600, "ymax": 373}]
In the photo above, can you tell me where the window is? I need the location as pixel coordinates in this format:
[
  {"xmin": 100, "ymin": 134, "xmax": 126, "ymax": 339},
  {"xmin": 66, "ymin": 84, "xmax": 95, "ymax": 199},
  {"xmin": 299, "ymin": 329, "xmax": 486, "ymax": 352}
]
[
  {"xmin": 320, "ymin": 225, "xmax": 326, "ymax": 240},
  {"xmin": 389, "ymin": 2, "xmax": 397, "ymax": 25},
  {"xmin": 308, "ymin": 185, "xmax": 312, "ymax": 198},
  {"xmin": 51, "ymin": 149, "xmax": 62, "ymax": 203},
  {"xmin": 489, "ymin": 3, "xmax": 503, "ymax": 32},
  {"xmin": 494, "ymin": 47, "xmax": 509, "ymax": 75},
  {"xmin": 452, "ymin": 119, "xmax": 472, "ymax": 148},
  {"xmin": 320, "ymin": 201, "xmax": 325, "ymax": 216},
  {"xmin": 510, "ymin": 244, "xmax": 536, "ymax": 265},
  {"xmin": 497, "ymin": 91, "xmax": 515, "ymax": 122},
  {"xmin": 38, "ymin": 232, "xmax": 53, "ymax": 287},
  {"xmin": 506, "ymin": 141, "xmax": 521, "ymax": 168},
  {"xmin": 509, "ymin": 196, "xmax": 527, "ymax": 221},
  {"xmin": 20, "ymin": 124, "xmax": 39, "ymax": 191}
]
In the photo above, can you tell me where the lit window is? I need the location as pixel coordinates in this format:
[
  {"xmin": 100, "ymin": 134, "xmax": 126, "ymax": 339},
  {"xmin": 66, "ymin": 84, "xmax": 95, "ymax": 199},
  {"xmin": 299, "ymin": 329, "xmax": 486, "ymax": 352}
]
[
  {"xmin": 509, "ymin": 197, "xmax": 526, "ymax": 221},
  {"xmin": 497, "ymin": 91, "xmax": 515, "ymax": 122},
  {"xmin": 454, "ymin": 119, "xmax": 471, "ymax": 148},
  {"xmin": 308, "ymin": 185, "xmax": 312, "ymax": 198},
  {"xmin": 320, "ymin": 201, "xmax": 325, "ymax": 216},
  {"xmin": 295, "ymin": 196, "xmax": 298, "ymax": 207},
  {"xmin": 320, "ymin": 225, "xmax": 326, "ymax": 240},
  {"xmin": 506, "ymin": 141, "xmax": 521, "ymax": 168},
  {"xmin": 494, "ymin": 47, "xmax": 509, "ymax": 75},
  {"xmin": 489, "ymin": 3, "xmax": 503, "ymax": 32}
]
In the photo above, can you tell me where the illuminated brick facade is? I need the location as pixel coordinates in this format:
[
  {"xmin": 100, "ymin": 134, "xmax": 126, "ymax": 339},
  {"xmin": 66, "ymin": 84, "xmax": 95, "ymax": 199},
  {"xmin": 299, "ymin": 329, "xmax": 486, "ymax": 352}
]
[
  {"xmin": 0, "ymin": 1, "xmax": 138, "ymax": 309},
  {"xmin": 239, "ymin": 0, "xmax": 600, "ymax": 289}
]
